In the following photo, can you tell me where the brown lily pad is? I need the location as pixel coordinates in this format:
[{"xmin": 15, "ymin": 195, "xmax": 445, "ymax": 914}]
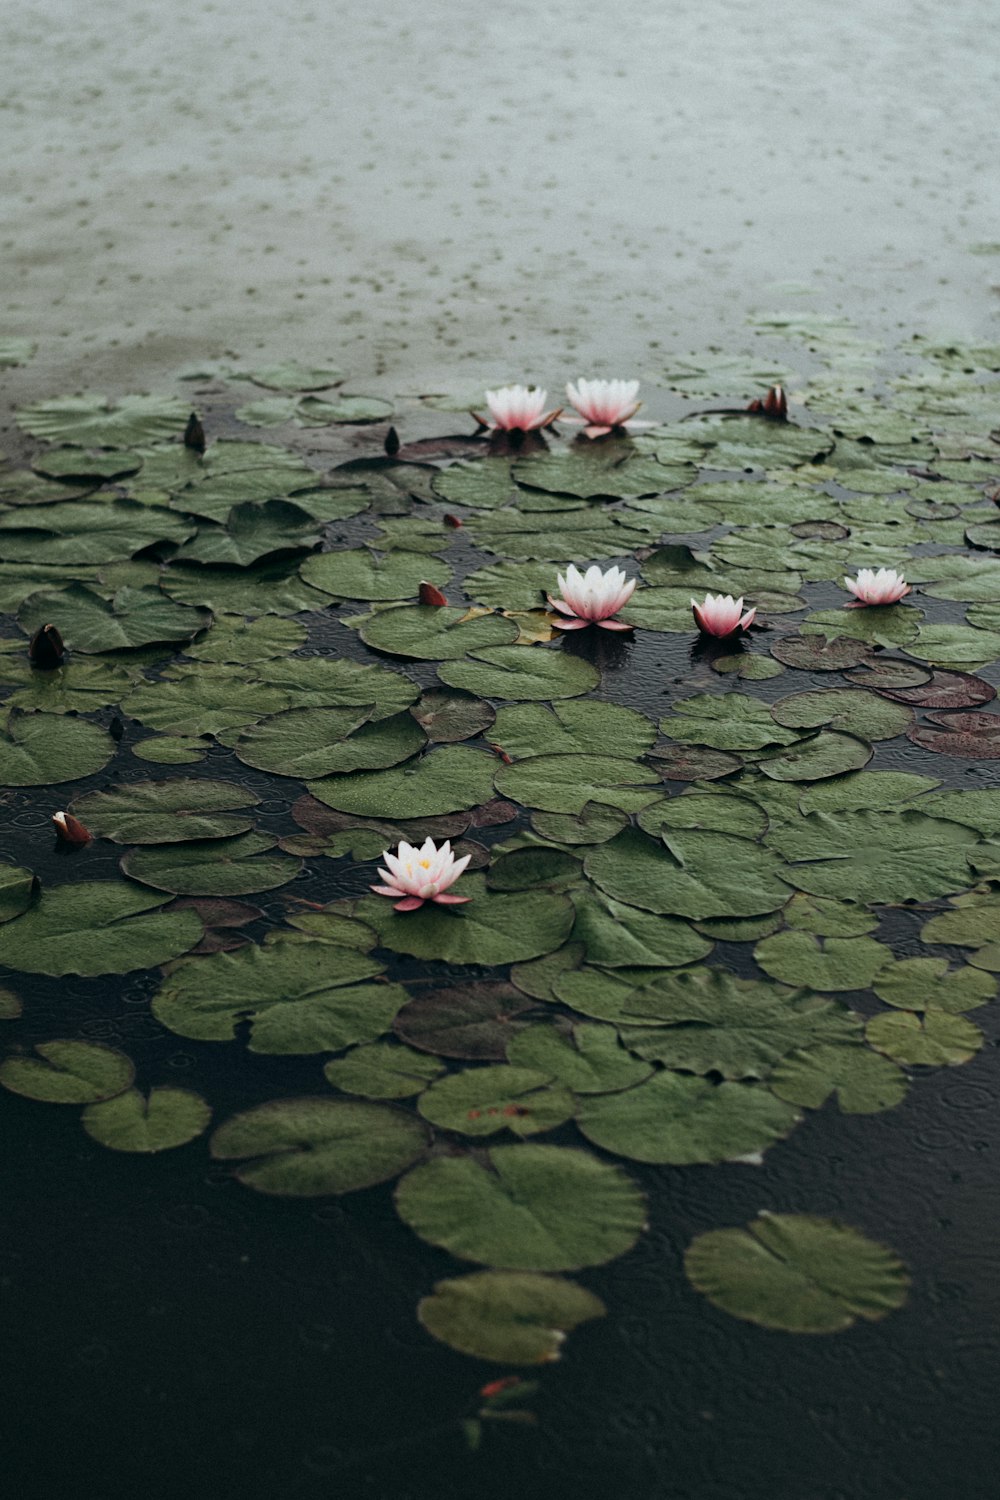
[
  {"xmin": 646, "ymin": 743, "xmax": 743, "ymax": 782},
  {"xmin": 769, "ymin": 634, "xmax": 872, "ymax": 670},
  {"xmin": 907, "ymin": 711, "xmax": 1000, "ymax": 757},
  {"xmin": 877, "ymin": 671, "xmax": 996, "ymax": 710},
  {"xmin": 843, "ymin": 658, "xmax": 933, "ymax": 691},
  {"xmin": 393, "ymin": 984, "xmax": 536, "ymax": 1060}
]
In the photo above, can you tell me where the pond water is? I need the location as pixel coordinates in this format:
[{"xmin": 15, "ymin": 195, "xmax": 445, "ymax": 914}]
[{"xmin": 2, "ymin": 3, "xmax": 1000, "ymax": 1499}]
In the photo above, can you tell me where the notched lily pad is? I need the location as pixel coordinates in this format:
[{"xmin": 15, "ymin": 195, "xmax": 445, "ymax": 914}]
[
  {"xmin": 418, "ymin": 1270, "xmax": 605, "ymax": 1364},
  {"xmin": 417, "ymin": 1066, "xmax": 575, "ymax": 1138},
  {"xmin": 394, "ymin": 983, "xmax": 536, "ymax": 1060},
  {"xmin": 82, "ymin": 1086, "xmax": 211, "ymax": 1152},
  {"xmin": 0, "ymin": 1040, "xmax": 134, "ymax": 1103},
  {"xmin": 866, "ymin": 1008, "xmax": 983, "ymax": 1066}
]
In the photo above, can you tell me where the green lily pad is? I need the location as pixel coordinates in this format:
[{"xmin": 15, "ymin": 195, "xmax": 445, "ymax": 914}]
[
  {"xmin": 1, "ymin": 882, "xmax": 202, "ymax": 975},
  {"xmin": 0, "ymin": 708, "xmax": 115, "ymax": 785},
  {"xmin": 323, "ymin": 1042, "xmax": 445, "ymax": 1099},
  {"xmin": 394, "ymin": 983, "xmax": 536, "ymax": 1060},
  {"xmin": 0, "ymin": 1040, "xmax": 135, "ymax": 1103},
  {"xmin": 0, "ymin": 657, "xmax": 138, "ymax": 715},
  {"xmin": 358, "ymin": 876, "xmax": 574, "ymax": 965},
  {"xmin": 153, "ymin": 938, "xmax": 400, "ymax": 1052},
  {"xmin": 866, "ymin": 1008, "xmax": 983, "ymax": 1066},
  {"xmin": 0, "ymin": 501, "xmax": 193, "ymax": 566},
  {"xmin": 248, "ymin": 361, "xmax": 345, "ymax": 391},
  {"xmin": 507, "ymin": 1021, "xmax": 653, "ymax": 1094},
  {"xmin": 184, "ymin": 614, "xmax": 307, "ymax": 663},
  {"xmin": 296, "ymin": 394, "xmax": 394, "ymax": 425},
  {"xmin": 531, "ymin": 803, "xmax": 630, "ymax": 845},
  {"xmin": 438, "ymin": 646, "xmax": 600, "ymax": 702},
  {"xmin": 487, "ymin": 847, "xmax": 583, "ymax": 892},
  {"xmin": 301, "ymin": 549, "xmax": 450, "ymax": 601},
  {"xmin": 495, "ymin": 754, "xmax": 660, "ymax": 815},
  {"xmin": 464, "ymin": 559, "xmax": 561, "ymax": 610},
  {"xmin": 770, "ymin": 689, "xmax": 912, "ymax": 741},
  {"xmin": 797, "ymin": 771, "xmax": 939, "ymax": 816},
  {"xmin": 759, "ymin": 731, "xmax": 873, "ymax": 782},
  {"xmin": 17, "ymin": 392, "xmax": 189, "ymax": 446},
  {"xmin": 872, "ymin": 956, "xmax": 996, "ymax": 1013},
  {"xmin": 211, "ymin": 1097, "xmax": 429, "ymax": 1195},
  {"xmin": 255, "ymin": 657, "xmax": 420, "ymax": 719},
  {"xmin": 685, "ymin": 1212, "xmax": 909, "ymax": 1332},
  {"xmin": 662, "ymin": 694, "xmax": 801, "ymax": 752},
  {"xmin": 174, "ymin": 500, "xmax": 320, "ymax": 567},
  {"xmin": 754, "ymin": 932, "xmax": 890, "ymax": 991},
  {"xmin": 576, "ymin": 1071, "xmax": 801, "ymax": 1164},
  {"xmin": 0, "ymin": 865, "xmax": 36, "ymax": 925},
  {"xmin": 394, "ymin": 1144, "xmax": 646, "ymax": 1270},
  {"xmin": 306, "ymin": 746, "xmax": 497, "ymax": 818},
  {"xmin": 491, "ymin": 700, "xmax": 655, "ymax": 761},
  {"xmin": 769, "ymin": 1044, "xmax": 909, "ymax": 1113},
  {"xmin": 161, "ymin": 559, "xmax": 327, "ymax": 617},
  {"xmin": 70, "ymin": 779, "xmax": 260, "ymax": 844},
  {"xmin": 410, "ymin": 690, "xmax": 496, "ymax": 743},
  {"xmin": 122, "ymin": 832, "xmax": 301, "ymax": 896},
  {"xmin": 17, "ymin": 584, "xmax": 208, "ymax": 653},
  {"xmin": 570, "ymin": 889, "xmax": 712, "ymax": 968},
  {"xmin": 418, "ymin": 1270, "xmax": 605, "ymax": 1364},
  {"xmin": 0, "ymin": 987, "xmax": 23, "ymax": 1019},
  {"xmin": 417, "ymin": 1066, "xmax": 575, "ymax": 1138},
  {"xmin": 81, "ymin": 1086, "xmax": 212, "ymax": 1152},
  {"xmin": 637, "ymin": 792, "xmax": 767, "ymax": 842},
  {"xmin": 766, "ymin": 809, "xmax": 977, "ymax": 903},
  {"xmin": 132, "ymin": 736, "xmax": 209, "ymax": 765},
  {"xmin": 585, "ymin": 827, "xmax": 793, "ymax": 920},
  {"xmin": 358, "ymin": 604, "xmax": 520, "ymax": 659}
]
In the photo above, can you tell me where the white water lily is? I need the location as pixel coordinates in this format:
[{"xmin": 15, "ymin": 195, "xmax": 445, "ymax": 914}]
[
  {"xmin": 565, "ymin": 377, "xmax": 643, "ymax": 437},
  {"xmin": 691, "ymin": 593, "xmax": 756, "ymax": 637},
  {"xmin": 548, "ymin": 563, "xmax": 636, "ymax": 631},
  {"xmin": 476, "ymin": 384, "xmax": 561, "ymax": 432},
  {"xmin": 844, "ymin": 568, "xmax": 910, "ymax": 605},
  {"xmin": 370, "ymin": 837, "xmax": 471, "ymax": 912}
]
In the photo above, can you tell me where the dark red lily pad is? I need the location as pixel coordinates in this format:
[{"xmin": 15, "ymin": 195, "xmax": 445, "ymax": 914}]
[
  {"xmin": 167, "ymin": 898, "xmax": 264, "ymax": 954},
  {"xmin": 393, "ymin": 984, "xmax": 536, "ymax": 1060},
  {"xmin": 770, "ymin": 634, "xmax": 872, "ymax": 670},
  {"xmin": 879, "ymin": 671, "xmax": 996, "ymax": 710},
  {"xmin": 646, "ymin": 744, "xmax": 743, "ymax": 782},
  {"xmin": 907, "ymin": 711, "xmax": 1000, "ymax": 757}
]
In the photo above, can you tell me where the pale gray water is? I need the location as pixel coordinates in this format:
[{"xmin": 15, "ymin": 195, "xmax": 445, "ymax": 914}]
[{"xmin": 3, "ymin": 0, "xmax": 999, "ymax": 401}]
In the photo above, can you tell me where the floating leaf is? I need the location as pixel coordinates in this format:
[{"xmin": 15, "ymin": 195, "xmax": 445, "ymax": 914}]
[
  {"xmin": 1, "ymin": 882, "xmax": 202, "ymax": 975},
  {"xmin": 662, "ymin": 694, "xmax": 801, "ymax": 752},
  {"xmin": 0, "ymin": 1040, "xmax": 134, "ymax": 1103},
  {"xmin": 418, "ymin": 1271, "xmax": 605, "ymax": 1364},
  {"xmin": 0, "ymin": 987, "xmax": 23, "ymax": 1019},
  {"xmin": 121, "ymin": 673, "xmax": 291, "ymax": 736},
  {"xmin": 576, "ymin": 1072, "xmax": 801, "ymax": 1164},
  {"xmin": 211, "ymin": 1098, "xmax": 429, "ymax": 1195},
  {"xmin": 0, "ymin": 501, "xmax": 193, "ymax": 566},
  {"xmin": 122, "ymin": 832, "xmax": 301, "ymax": 897},
  {"xmin": 17, "ymin": 392, "xmax": 189, "ymax": 446},
  {"xmin": 759, "ymin": 731, "xmax": 873, "ymax": 782},
  {"xmin": 770, "ymin": 689, "xmax": 912, "ymax": 741},
  {"xmin": 417, "ymin": 1066, "xmax": 575, "ymax": 1138},
  {"xmin": 646, "ymin": 744, "xmax": 743, "ymax": 781},
  {"xmin": 876, "ymin": 669, "xmax": 995, "ymax": 710},
  {"xmin": 358, "ymin": 877, "xmax": 574, "ymax": 965},
  {"xmin": 908, "ymin": 712, "xmax": 1000, "ymax": 757},
  {"xmin": 766, "ymin": 809, "xmax": 977, "ymax": 903},
  {"xmin": 487, "ymin": 847, "xmax": 583, "ymax": 892},
  {"xmin": 394, "ymin": 983, "xmax": 536, "ymax": 1060},
  {"xmin": 17, "ymin": 583, "xmax": 208, "ymax": 653},
  {"xmin": 0, "ymin": 865, "xmax": 35, "ymax": 925},
  {"xmin": 153, "ymin": 938, "xmax": 398, "ymax": 1052},
  {"xmin": 301, "ymin": 549, "xmax": 450, "ymax": 601},
  {"xmin": 569, "ymin": 889, "xmax": 712, "ymax": 968},
  {"xmin": 395, "ymin": 1144, "xmax": 646, "ymax": 1270},
  {"xmin": 495, "ymin": 754, "xmax": 659, "ymax": 814},
  {"xmin": 768, "ymin": 1045, "xmax": 908, "ymax": 1113},
  {"xmin": 0, "ymin": 709, "xmax": 115, "ymax": 785},
  {"xmin": 306, "ymin": 746, "xmax": 497, "ymax": 818},
  {"xmin": 507, "ymin": 1021, "xmax": 653, "ymax": 1094},
  {"xmin": 323, "ymin": 1042, "xmax": 445, "ymax": 1098},
  {"xmin": 866, "ymin": 1008, "xmax": 983, "ymax": 1066},
  {"xmin": 70, "ymin": 779, "xmax": 260, "ymax": 844},
  {"xmin": 184, "ymin": 614, "xmax": 307, "ymax": 663},
  {"xmin": 410, "ymin": 689, "xmax": 496, "ymax": 743},
  {"xmin": 685, "ymin": 1212, "xmax": 909, "ymax": 1332},
  {"xmin": 585, "ymin": 827, "xmax": 793, "ymax": 919},
  {"xmin": 531, "ymin": 803, "xmax": 629, "ymax": 845},
  {"xmin": 248, "ymin": 361, "xmax": 345, "ymax": 392},
  {"xmin": 753, "ymin": 932, "xmax": 890, "ymax": 991},
  {"xmin": 438, "ymin": 646, "xmax": 600, "ymax": 702},
  {"xmin": 769, "ymin": 634, "xmax": 873, "ymax": 670},
  {"xmin": 257, "ymin": 657, "xmax": 420, "ymax": 718},
  {"xmin": 233, "ymin": 706, "xmax": 422, "ymax": 779},
  {"xmin": 358, "ymin": 604, "xmax": 519, "ymax": 659},
  {"xmin": 491, "ymin": 701, "xmax": 655, "ymax": 761},
  {"xmin": 174, "ymin": 500, "xmax": 320, "ymax": 568},
  {"xmin": 872, "ymin": 957, "xmax": 995, "ymax": 1013},
  {"xmin": 82, "ymin": 1086, "xmax": 211, "ymax": 1152}
]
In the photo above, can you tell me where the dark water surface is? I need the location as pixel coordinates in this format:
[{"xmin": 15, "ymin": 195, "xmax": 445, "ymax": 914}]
[{"xmin": 2, "ymin": 2, "xmax": 1000, "ymax": 1497}]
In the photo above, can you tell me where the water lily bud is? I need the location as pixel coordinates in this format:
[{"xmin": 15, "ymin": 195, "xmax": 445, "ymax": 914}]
[
  {"xmin": 184, "ymin": 412, "xmax": 206, "ymax": 452},
  {"xmin": 419, "ymin": 581, "xmax": 448, "ymax": 607},
  {"xmin": 28, "ymin": 623, "xmax": 65, "ymax": 668},
  {"xmin": 52, "ymin": 811, "xmax": 92, "ymax": 845},
  {"xmin": 443, "ymin": 513, "xmax": 463, "ymax": 528},
  {"xmin": 384, "ymin": 426, "xmax": 401, "ymax": 456},
  {"xmin": 747, "ymin": 385, "xmax": 787, "ymax": 421}
]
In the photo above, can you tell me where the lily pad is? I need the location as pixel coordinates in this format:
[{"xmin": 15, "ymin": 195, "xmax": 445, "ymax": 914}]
[
  {"xmin": 306, "ymin": 746, "xmax": 497, "ymax": 818},
  {"xmin": 358, "ymin": 877, "xmax": 574, "ymax": 965},
  {"xmin": 0, "ymin": 865, "xmax": 36, "ymax": 925},
  {"xmin": 0, "ymin": 883, "xmax": 202, "ymax": 975},
  {"xmin": 70, "ymin": 779, "xmax": 260, "ymax": 844},
  {"xmin": 866, "ymin": 1008, "xmax": 983, "ymax": 1066},
  {"xmin": 770, "ymin": 689, "xmax": 912, "ymax": 741},
  {"xmin": 585, "ymin": 827, "xmax": 793, "ymax": 920},
  {"xmin": 211, "ymin": 1097, "xmax": 429, "ymax": 1195},
  {"xmin": 394, "ymin": 1144, "xmax": 646, "ymax": 1270},
  {"xmin": 765, "ymin": 808, "xmax": 977, "ymax": 903},
  {"xmin": 0, "ymin": 1040, "xmax": 135, "ymax": 1104},
  {"xmin": 410, "ymin": 690, "xmax": 496, "ymax": 743},
  {"xmin": 872, "ymin": 956, "xmax": 996, "ymax": 1013},
  {"xmin": 576, "ymin": 1071, "xmax": 801, "ymax": 1164},
  {"xmin": 759, "ymin": 731, "xmax": 873, "ymax": 782},
  {"xmin": 769, "ymin": 634, "xmax": 873, "ymax": 670},
  {"xmin": 301, "ymin": 549, "xmax": 450, "ymax": 601},
  {"xmin": 417, "ymin": 1066, "xmax": 575, "ymax": 1138},
  {"xmin": 323, "ymin": 1043, "xmax": 445, "ymax": 1098},
  {"xmin": 507, "ymin": 1021, "xmax": 653, "ymax": 1095},
  {"xmin": 81, "ymin": 1086, "xmax": 212, "ymax": 1152},
  {"xmin": 662, "ymin": 694, "xmax": 801, "ymax": 752},
  {"xmin": 18, "ymin": 584, "xmax": 209, "ymax": 654},
  {"xmin": 17, "ymin": 392, "xmax": 189, "ymax": 447},
  {"xmin": 0, "ymin": 709, "xmax": 115, "ymax": 785},
  {"xmin": 358, "ymin": 604, "xmax": 520, "ymax": 659},
  {"xmin": 768, "ymin": 1045, "xmax": 908, "ymax": 1113},
  {"xmin": 491, "ymin": 700, "xmax": 655, "ymax": 761},
  {"xmin": 495, "ymin": 755, "xmax": 660, "ymax": 815},
  {"xmin": 570, "ymin": 889, "xmax": 712, "ymax": 968},
  {"xmin": 394, "ymin": 983, "xmax": 536, "ymax": 1060},
  {"xmin": 685, "ymin": 1212, "xmax": 909, "ymax": 1332},
  {"xmin": 418, "ymin": 1270, "xmax": 605, "ymax": 1364},
  {"xmin": 122, "ymin": 832, "xmax": 301, "ymax": 897},
  {"xmin": 438, "ymin": 646, "xmax": 600, "ymax": 702},
  {"xmin": 753, "ymin": 932, "xmax": 890, "ymax": 991}
]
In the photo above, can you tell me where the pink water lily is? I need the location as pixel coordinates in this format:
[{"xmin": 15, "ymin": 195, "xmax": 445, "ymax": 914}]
[
  {"xmin": 548, "ymin": 563, "xmax": 636, "ymax": 631},
  {"xmin": 844, "ymin": 568, "xmax": 910, "ymax": 606},
  {"xmin": 691, "ymin": 593, "xmax": 756, "ymax": 637},
  {"xmin": 370, "ymin": 837, "xmax": 471, "ymax": 912},
  {"xmin": 473, "ymin": 384, "xmax": 562, "ymax": 432},
  {"xmin": 565, "ymin": 377, "xmax": 644, "ymax": 438}
]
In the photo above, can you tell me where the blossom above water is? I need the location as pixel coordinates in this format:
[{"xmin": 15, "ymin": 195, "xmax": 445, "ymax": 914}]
[
  {"xmin": 548, "ymin": 563, "xmax": 636, "ymax": 630},
  {"xmin": 475, "ymin": 385, "xmax": 561, "ymax": 432},
  {"xmin": 691, "ymin": 593, "xmax": 757, "ymax": 637},
  {"xmin": 565, "ymin": 377, "xmax": 643, "ymax": 437},
  {"xmin": 844, "ymin": 568, "xmax": 910, "ymax": 606},
  {"xmin": 370, "ymin": 837, "xmax": 471, "ymax": 912}
]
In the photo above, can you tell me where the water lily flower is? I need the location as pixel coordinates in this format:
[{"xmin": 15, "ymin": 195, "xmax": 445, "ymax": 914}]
[
  {"xmin": 548, "ymin": 563, "xmax": 636, "ymax": 630},
  {"xmin": 473, "ymin": 385, "xmax": 561, "ymax": 432},
  {"xmin": 746, "ymin": 384, "xmax": 788, "ymax": 421},
  {"xmin": 844, "ymin": 568, "xmax": 910, "ymax": 606},
  {"xmin": 565, "ymin": 377, "xmax": 643, "ymax": 437},
  {"xmin": 370, "ymin": 837, "xmax": 471, "ymax": 912},
  {"xmin": 691, "ymin": 593, "xmax": 756, "ymax": 636}
]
